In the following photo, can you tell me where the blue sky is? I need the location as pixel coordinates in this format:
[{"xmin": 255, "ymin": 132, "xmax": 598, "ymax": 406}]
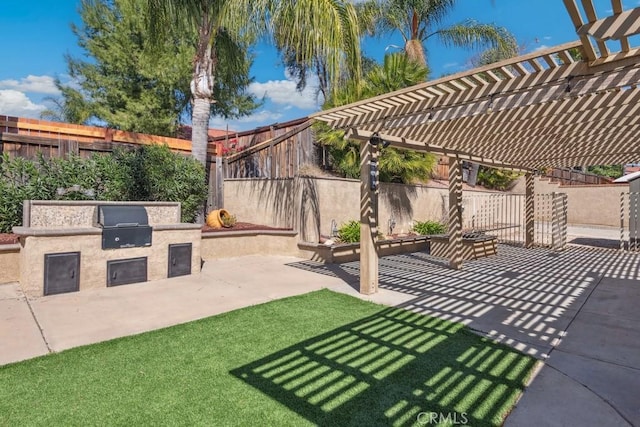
[{"xmin": 0, "ymin": 0, "xmax": 628, "ymax": 132}]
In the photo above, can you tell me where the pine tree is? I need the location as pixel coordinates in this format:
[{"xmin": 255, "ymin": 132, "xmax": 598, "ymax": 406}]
[{"xmin": 46, "ymin": 0, "xmax": 259, "ymax": 137}]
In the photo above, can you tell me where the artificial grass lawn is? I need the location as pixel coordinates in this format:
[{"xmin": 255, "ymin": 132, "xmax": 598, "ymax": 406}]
[{"xmin": 0, "ymin": 290, "xmax": 536, "ymax": 426}]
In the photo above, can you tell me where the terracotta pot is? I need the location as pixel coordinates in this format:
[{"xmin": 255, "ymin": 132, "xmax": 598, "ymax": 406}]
[{"xmin": 206, "ymin": 209, "xmax": 231, "ymax": 229}]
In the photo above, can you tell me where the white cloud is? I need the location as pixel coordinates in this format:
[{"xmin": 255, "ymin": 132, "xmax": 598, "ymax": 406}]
[
  {"xmin": 249, "ymin": 77, "xmax": 320, "ymax": 110},
  {"xmin": 207, "ymin": 71, "xmax": 326, "ymax": 131},
  {"xmin": 443, "ymin": 62, "xmax": 460, "ymax": 69},
  {"xmin": 533, "ymin": 44, "xmax": 550, "ymax": 52},
  {"xmin": 0, "ymin": 90, "xmax": 47, "ymax": 117},
  {"xmin": 0, "ymin": 75, "xmax": 60, "ymax": 95}
]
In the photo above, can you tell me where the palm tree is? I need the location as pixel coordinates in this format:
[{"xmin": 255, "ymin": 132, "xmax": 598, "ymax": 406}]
[
  {"xmin": 146, "ymin": 0, "xmax": 362, "ymax": 168},
  {"xmin": 360, "ymin": 0, "xmax": 513, "ymax": 66},
  {"xmin": 318, "ymin": 53, "xmax": 436, "ymax": 182}
]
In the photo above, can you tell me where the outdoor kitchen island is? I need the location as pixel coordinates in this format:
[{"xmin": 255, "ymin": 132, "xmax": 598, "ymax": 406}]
[{"xmin": 13, "ymin": 201, "xmax": 202, "ymax": 298}]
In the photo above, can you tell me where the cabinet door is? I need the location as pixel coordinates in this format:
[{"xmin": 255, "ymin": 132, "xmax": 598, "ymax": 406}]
[
  {"xmin": 44, "ymin": 252, "xmax": 80, "ymax": 296},
  {"xmin": 107, "ymin": 257, "xmax": 148, "ymax": 286},
  {"xmin": 168, "ymin": 243, "xmax": 192, "ymax": 278}
]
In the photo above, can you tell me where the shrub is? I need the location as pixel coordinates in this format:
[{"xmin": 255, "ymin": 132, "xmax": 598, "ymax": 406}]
[
  {"xmin": 132, "ymin": 144, "xmax": 208, "ymax": 223},
  {"xmin": 412, "ymin": 220, "xmax": 446, "ymax": 235},
  {"xmin": 221, "ymin": 213, "xmax": 237, "ymax": 228},
  {"xmin": 477, "ymin": 167, "xmax": 522, "ymax": 191},
  {"xmin": 34, "ymin": 150, "xmax": 136, "ymax": 202},
  {"xmin": 0, "ymin": 144, "xmax": 208, "ymax": 232},
  {"xmin": 0, "ymin": 154, "xmax": 51, "ymax": 233},
  {"xmin": 336, "ymin": 220, "xmax": 386, "ymax": 243},
  {"xmin": 337, "ymin": 220, "xmax": 360, "ymax": 243},
  {"xmin": 587, "ymin": 165, "xmax": 623, "ymax": 179},
  {"xmin": 90, "ymin": 149, "xmax": 136, "ymax": 200},
  {"xmin": 37, "ymin": 154, "xmax": 92, "ymax": 200}
]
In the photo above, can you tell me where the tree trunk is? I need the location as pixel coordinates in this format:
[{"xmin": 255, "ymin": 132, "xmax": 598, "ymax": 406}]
[
  {"xmin": 405, "ymin": 38, "xmax": 427, "ymax": 66},
  {"xmin": 190, "ymin": 20, "xmax": 214, "ymax": 223},
  {"xmin": 191, "ymin": 95, "xmax": 210, "ymax": 224},
  {"xmin": 191, "ymin": 96, "xmax": 210, "ymax": 166}
]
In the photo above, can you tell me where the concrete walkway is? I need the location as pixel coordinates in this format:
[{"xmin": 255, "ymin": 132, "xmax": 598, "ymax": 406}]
[
  {"xmin": 0, "ymin": 255, "xmax": 412, "ymax": 366},
  {"xmin": 1, "ymin": 245, "xmax": 639, "ymax": 426},
  {"xmin": 567, "ymin": 224, "xmax": 625, "ymax": 250}
]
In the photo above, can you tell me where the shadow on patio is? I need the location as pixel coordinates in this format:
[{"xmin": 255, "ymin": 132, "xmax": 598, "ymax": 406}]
[
  {"xmin": 287, "ymin": 244, "xmax": 640, "ymax": 359},
  {"xmin": 231, "ymin": 305, "xmax": 535, "ymax": 426}
]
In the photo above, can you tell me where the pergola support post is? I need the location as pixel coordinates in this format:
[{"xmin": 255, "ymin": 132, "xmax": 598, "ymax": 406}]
[
  {"xmin": 448, "ymin": 157, "xmax": 464, "ymax": 269},
  {"xmin": 359, "ymin": 140, "xmax": 378, "ymax": 294},
  {"xmin": 525, "ymin": 172, "xmax": 535, "ymax": 248}
]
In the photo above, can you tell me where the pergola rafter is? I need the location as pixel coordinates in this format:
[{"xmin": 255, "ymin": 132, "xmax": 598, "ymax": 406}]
[{"xmin": 313, "ymin": 42, "xmax": 640, "ymax": 171}]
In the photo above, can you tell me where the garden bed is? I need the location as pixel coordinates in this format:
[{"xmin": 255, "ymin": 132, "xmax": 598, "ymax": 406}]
[
  {"xmin": 201, "ymin": 222, "xmax": 291, "ymax": 233},
  {"xmin": 0, "ymin": 234, "xmax": 19, "ymax": 245},
  {"xmin": 298, "ymin": 235, "xmax": 430, "ymax": 263}
]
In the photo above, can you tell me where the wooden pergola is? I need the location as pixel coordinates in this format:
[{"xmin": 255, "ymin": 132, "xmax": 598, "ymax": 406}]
[{"xmin": 310, "ymin": 0, "xmax": 640, "ymax": 294}]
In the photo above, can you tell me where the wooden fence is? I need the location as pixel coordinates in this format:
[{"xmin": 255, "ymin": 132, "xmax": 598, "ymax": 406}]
[
  {"xmin": 207, "ymin": 118, "xmax": 317, "ymax": 210},
  {"xmin": 543, "ymin": 167, "xmax": 614, "ymax": 185},
  {"xmin": 0, "ymin": 115, "xmax": 319, "ymax": 212},
  {"xmin": 0, "ymin": 115, "xmax": 210, "ymax": 159},
  {"xmin": 216, "ymin": 119, "xmax": 314, "ymax": 179}
]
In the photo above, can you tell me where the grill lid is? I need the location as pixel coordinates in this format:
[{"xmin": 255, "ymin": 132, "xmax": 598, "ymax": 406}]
[{"xmin": 98, "ymin": 205, "xmax": 149, "ymax": 228}]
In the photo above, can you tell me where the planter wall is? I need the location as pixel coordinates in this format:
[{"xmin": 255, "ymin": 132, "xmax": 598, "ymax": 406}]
[
  {"xmin": 201, "ymin": 230, "xmax": 300, "ymax": 260},
  {"xmin": 298, "ymin": 236, "xmax": 430, "ymax": 264}
]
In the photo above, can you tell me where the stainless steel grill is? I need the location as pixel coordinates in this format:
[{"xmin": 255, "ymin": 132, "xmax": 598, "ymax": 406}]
[{"xmin": 97, "ymin": 205, "xmax": 152, "ymax": 249}]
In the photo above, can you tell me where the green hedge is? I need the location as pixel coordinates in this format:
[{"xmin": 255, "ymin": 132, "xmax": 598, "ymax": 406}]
[{"xmin": 0, "ymin": 145, "xmax": 207, "ymax": 233}]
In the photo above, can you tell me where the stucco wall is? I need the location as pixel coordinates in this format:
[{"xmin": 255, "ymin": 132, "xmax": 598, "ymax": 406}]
[
  {"xmin": 201, "ymin": 231, "xmax": 300, "ymax": 260},
  {"xmin": 18, "ymin": 227, "xmax": 201, "ymax": 298},
  {"xmin": 535, "ymin": 179, "xmax": 628, "ymax": 227},
  {"xmin": 224, "ymin": 177, "xmax": 497, "ymax": 242},
  {"xmin": 0, "ymin": 246, "xmax": 20, "ymax": 284},
  {"xmin": 224, "ymin": 176, "xmax": 633, "ymax": 240},
  {"xmin": 222, "ymin": 179, "xmax": 295, "ymax": 229}
]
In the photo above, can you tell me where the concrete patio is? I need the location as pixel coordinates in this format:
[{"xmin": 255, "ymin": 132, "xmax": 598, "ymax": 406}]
[{"xmin": 1, "ymin": 244, "xmax": 638, "ymax": 426}]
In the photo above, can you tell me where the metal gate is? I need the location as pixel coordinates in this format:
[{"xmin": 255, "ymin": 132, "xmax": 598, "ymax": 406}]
[
  {"xmin": 462, "ymin": 192, "xmax": 567, "ymax": 249},
  {"xmin": 620, "ymin": 192, "xmax": 640, "ymax": 252}
]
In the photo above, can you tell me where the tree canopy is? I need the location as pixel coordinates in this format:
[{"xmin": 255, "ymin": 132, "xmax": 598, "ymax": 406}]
[
  {"xmin": 45, "ymin": 0, "xmax": 259, "ymax": 137},
  {"xmin": 146, "ymin": 0, "xmax": 363, "ymax": 168}
]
